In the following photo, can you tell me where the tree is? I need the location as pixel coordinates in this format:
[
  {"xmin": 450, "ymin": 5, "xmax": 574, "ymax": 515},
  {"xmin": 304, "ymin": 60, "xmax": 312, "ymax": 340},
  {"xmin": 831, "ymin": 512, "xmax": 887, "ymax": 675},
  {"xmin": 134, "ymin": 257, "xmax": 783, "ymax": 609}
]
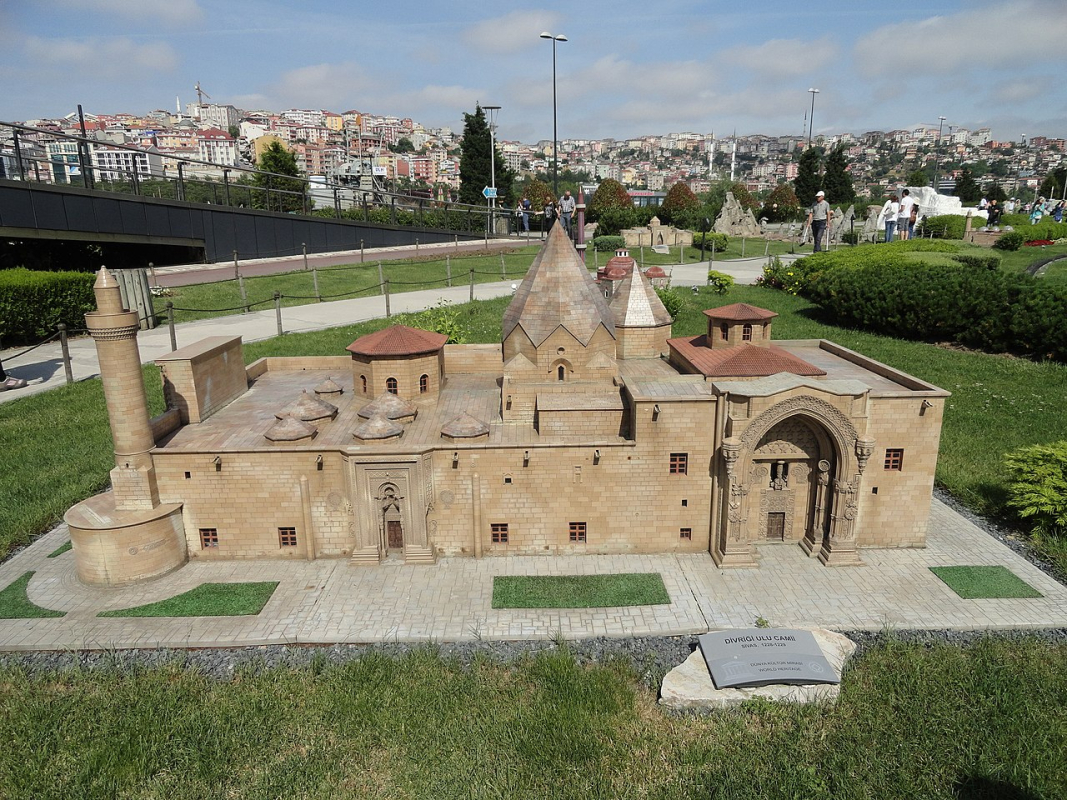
[
  {"xmin": 985, "ymin": 181, "xmax": 1007, "ymax": 203},
  {"xmin": 392, "ymin": 137, "xmax": 415, "ymax": 154},
  {"xmin": 659, "ymin": 182, "xmax": 700, "ymax": 223},
  {"xmin": 519, "ymin": 178, "xmax": 554, "ymax": 210},
  {"xmin": 252, "ymin": 141, "xmax": 305, "ymax": 213},
  {"xmin": 728, "ymin": 182, "xmax": 759, "ymax": 212},
  {"xmin": 822, "ymin": 145, "xmax": 856, "ymax": 205},
  {"xmin": 759, "ymin": 183, "xmax": 801, "ymax": 222},
  {"xmin": 907, "ymin": 169, "xmax": 929, "ymax": 187},
  {"xmin": 1039, "ymin": 167, "xmax": 1067, "ymax": 200},
  {"xmin": 794, "ymin": 147, "xmax": 822, "ymax": 207},
  {"xmin": 587, "ymin": 178, "xmax": 633, "ymax": 220},
  {"xmin": 458, "ymin": 104, "xmax": 514, "ymax": 206},
  {"xmin": 953, "ymin": 165, "xmax": 981, "ymax": 203}
]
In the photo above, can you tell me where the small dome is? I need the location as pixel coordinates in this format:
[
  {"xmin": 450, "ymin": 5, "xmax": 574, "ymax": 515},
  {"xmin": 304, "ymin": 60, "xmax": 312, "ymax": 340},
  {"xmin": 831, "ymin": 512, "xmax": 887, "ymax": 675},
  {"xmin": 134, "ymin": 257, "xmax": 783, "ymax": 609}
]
[
  {"xmin": 277, "ymin": 390, "xmax": 338, "ymax": 422},
  {"xmin": 265, "ymin": 414, "xmax": 318, "ymax": 442},
  {"xmin": 357, "ymin": 392, "xmax": 418, "ymax": 421},
  {"xmin": 314, "ymin": 376, "xmax": 344, "ymax": 395},
  {"xmin": 353, "ymin": 413, "xmax": 404, "ymax": 442},
  {"xmin": 441, "ymin": 412, "xmax": 490, "ymax": 441},
  {"xmin": 643, "ymin": 265, "xmax": 667, "ymax": 278}
]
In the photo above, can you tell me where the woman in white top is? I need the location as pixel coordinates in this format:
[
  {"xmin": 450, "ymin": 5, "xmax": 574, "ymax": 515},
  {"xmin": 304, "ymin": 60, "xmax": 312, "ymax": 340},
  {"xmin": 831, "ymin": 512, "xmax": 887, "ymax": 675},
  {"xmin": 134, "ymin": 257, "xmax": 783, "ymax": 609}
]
[{"xmin": 883, "ymin": 195, "xmax": 900, "ymax": 243}]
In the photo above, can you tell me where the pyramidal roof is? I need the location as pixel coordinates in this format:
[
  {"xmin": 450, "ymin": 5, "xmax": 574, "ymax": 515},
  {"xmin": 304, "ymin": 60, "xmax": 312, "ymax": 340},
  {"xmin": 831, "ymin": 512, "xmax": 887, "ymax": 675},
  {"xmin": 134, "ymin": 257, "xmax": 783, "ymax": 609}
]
[
  {"xmin": 703, "ymin": 303, "xmax": 778, "ymax": 322},
  {"xmin": 610, "ymin": 266, "xmax": 672, "ymax": 328},
  {"xmin": 502, "ymin": 224, "xmax": 616, "ymax": 347}
]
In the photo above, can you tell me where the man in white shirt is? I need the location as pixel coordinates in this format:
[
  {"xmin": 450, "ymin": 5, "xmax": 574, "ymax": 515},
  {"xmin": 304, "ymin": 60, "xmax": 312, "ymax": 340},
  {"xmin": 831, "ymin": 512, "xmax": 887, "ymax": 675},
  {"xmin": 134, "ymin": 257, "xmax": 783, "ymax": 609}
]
[
  {"xmin": 897, "ymin": 189, "xmax": 915, "ymax": 241},
  {"xmin": 558, "ymin": 190, "xmax": 576, "ymax": 234},
  {"xmin": 805, "ymin": 190, "xmax": 832, "ymax": 251}
]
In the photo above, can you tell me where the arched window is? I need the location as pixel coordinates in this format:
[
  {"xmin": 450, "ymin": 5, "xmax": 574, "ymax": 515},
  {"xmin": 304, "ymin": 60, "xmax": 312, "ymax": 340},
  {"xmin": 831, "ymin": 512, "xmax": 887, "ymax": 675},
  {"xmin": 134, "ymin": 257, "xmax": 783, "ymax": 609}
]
[
  {"xmin": 742, "ymin": 324, "xmax": 753, "ymax": 341},
  {"xmin": 419, "ymin": 374, "xmax": 429, "ymax": 393},
  {"xmin": 557, "ymin": 365, "xmax": 566, "ymax": 381},
  {"xmin": 720, "ymin": 323, "xmax": 729, "ymax": 341},
  {"xmin": 360, "ymin": 375, "xmax": 367, "ymax": 392},
  {"xmin": 386, "ymin": 377, "xmax": 398, "ymax": 394}
]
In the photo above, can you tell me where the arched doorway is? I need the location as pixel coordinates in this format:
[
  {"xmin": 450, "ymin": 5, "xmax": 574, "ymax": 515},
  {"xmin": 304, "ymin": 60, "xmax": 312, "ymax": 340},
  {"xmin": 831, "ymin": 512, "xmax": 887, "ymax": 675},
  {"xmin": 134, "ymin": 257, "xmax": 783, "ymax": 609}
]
[{"xmin": 377, "ymin": 483, "xmax": 404, "ymax": 555}]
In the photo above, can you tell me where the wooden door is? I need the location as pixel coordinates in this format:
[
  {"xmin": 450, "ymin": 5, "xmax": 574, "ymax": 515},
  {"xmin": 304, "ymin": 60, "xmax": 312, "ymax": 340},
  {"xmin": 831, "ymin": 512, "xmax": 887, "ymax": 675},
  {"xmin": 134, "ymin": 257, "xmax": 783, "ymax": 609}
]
[
  {"xmin": 387, "ymin": 520, "xmax": 404, "ymax": 549},
  {"xmin": 767, "ymin": 512, "xmax": 785, "ymax": 541}
]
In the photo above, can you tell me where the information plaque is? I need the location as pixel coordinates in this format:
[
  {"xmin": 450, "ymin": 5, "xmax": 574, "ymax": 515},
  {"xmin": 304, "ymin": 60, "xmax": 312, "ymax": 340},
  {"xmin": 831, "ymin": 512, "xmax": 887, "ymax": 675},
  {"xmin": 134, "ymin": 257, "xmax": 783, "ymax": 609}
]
[{"xmin": 697, "ymin": 628, "xmax": 840, "ymax": 689}]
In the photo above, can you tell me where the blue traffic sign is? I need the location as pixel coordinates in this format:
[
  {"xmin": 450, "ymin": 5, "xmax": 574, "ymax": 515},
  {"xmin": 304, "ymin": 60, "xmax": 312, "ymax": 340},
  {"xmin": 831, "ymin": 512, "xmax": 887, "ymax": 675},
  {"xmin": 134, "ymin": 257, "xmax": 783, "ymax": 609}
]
[{"xmin": 482, "ymin": 186, "xmax": 498, "ymax": 199}]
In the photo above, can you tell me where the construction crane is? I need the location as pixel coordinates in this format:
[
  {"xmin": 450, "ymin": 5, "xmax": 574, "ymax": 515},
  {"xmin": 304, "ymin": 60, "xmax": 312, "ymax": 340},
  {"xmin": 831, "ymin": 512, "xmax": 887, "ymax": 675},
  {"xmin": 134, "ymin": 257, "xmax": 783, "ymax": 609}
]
[{"xmin": 193, "ymin": 81, "xmax": 211, "ymax": 110}]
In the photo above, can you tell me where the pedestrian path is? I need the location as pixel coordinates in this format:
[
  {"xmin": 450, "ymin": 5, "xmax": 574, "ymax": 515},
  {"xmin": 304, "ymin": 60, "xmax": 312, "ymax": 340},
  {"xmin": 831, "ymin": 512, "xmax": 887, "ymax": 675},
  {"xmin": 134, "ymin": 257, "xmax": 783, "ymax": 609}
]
[
  {"xmin": 0, "ymin": 248, "xmax": 798, "ymax": 405},
  {"xmin": 1, "ymin": 497, "xmax": 1063, "ymax": 651}
]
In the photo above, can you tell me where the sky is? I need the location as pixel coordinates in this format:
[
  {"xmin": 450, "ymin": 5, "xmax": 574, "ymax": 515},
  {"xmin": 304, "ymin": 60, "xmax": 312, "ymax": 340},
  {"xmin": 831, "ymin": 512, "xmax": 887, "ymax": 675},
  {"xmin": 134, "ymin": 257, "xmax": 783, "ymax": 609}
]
[{"xmin": 2, "ymin": 0, "xmax": 1066, "ymax": 144}]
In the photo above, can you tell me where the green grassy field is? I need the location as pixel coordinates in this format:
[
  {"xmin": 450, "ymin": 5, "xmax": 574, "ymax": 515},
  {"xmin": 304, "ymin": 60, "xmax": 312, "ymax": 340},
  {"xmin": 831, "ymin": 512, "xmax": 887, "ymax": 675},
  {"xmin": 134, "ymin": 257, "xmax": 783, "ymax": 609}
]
[
  {"xmin": 0, "ymin": 572, "xmax": 65, "ymax": 619},
  {"xmin": 0, "ymin": 637, "xmax": 1064, "ymax": 798},
  {"xmin": 492, "ymin": 573, "xmax": 670, "ymax": 609},
  {"xmin": 98, "ymin": 582, "xmax": 280, "ymax": 618}
]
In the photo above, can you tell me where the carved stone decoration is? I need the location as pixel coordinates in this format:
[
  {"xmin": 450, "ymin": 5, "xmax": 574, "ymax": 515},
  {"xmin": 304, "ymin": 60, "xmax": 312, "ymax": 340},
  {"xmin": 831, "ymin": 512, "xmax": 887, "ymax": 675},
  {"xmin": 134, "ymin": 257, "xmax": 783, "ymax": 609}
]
[
  {"xmin": 855, "ymin": 437, "xmax": 876, "ymax": 474},
  {"xmin": 792, "ymin": 463, "xmax": 810, "ymax": 486},
  {"xmin": 739, "ymin": 396, "xmax": 859, "ymax": 455},
  {"xmin": 755, "ymin": 419, "xmax": 820, "ymax": 458},
  {"xmin": 721, "ymin": 438, "xmax": 742, "ymax": 477}
]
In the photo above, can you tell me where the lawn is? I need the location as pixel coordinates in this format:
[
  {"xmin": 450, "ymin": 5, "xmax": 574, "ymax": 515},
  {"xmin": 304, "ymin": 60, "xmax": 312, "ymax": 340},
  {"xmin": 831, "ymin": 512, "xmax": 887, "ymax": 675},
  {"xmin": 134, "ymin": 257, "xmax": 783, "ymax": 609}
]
[
  {"xmin": 492, "ymin": 573, "xmax": 670, "ymax": 609},
  {"xmin": 0, "ymin": 572, "xmax": 65, "ymax": 619},
  {"xmin": 930, "ymin": 566, "xmax": 1043, "ymax": 599},
  {"xmin": 97, "ymin": 582, "xmax": 279, "ymax": 617},
  {"xmin": 0, "ymin": 637, "xmax": 1064, "ymax": 798}
]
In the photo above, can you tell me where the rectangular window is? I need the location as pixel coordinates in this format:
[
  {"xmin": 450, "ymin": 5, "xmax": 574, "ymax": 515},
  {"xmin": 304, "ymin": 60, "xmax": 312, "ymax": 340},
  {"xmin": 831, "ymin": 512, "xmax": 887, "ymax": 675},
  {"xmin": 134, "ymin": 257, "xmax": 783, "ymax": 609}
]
[
  {"xmin": 670, "ymin": 453, "xmax": 688, "ymax": 475},
  {"xmin": 884, "ymin": 448, "xmax": 904, "ymax": 471},
  {"xmin": 569, "ymin": 522, "xmax": 587, "ymax": 542},
  {"xmin": 278, "ymin": 527, "xmax": 298, "ymax": 547},
  {"xmin": 680, "ymin": 527, "xmax": 693, "ymax": 540},
  {"xmin": 199, "ymin": 528, "xmax": 218, "ymax": 549},
  {"xmin": 491, "ymin": 523, "xmax": 509, "ymax": 544}
]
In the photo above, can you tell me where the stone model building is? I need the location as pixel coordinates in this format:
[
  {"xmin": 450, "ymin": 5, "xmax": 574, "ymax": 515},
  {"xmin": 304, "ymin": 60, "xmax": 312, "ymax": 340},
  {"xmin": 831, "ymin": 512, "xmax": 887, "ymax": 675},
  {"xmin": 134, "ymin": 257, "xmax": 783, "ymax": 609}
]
[{"xmin": 66, "ymin": 225, "xmax": 949, "ymax": 586}]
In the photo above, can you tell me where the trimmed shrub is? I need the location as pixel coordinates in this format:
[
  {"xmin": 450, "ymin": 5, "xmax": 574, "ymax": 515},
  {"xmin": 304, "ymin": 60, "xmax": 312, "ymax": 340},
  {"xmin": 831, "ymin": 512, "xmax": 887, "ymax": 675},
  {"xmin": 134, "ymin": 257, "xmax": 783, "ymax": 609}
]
[
  {"xmin": 1005, "ymin": 441, "xmax": 1067, "ymax": 536},
  {"xmin": 593, "ymin": 207, "xmax": 638, "ymax": 237},
  {"xmin": 654, "ymin": 287, "xmax": 684, "ymax": 320},
  {"xmin": 0, "ymin": 269, "xmax": 96, "ymax": 346},
  {"xmin": 917, "ymin": 215, "xmax": 967, "ymax": 240},
  {"xmin": 591, "ymin": 236, "xmax": 625, "ymax": 252},
  {"xmin": 953, "ymin": 253, "xmax": 1002, "ymax": 270},
  {"xmin": 1021, "ymin": 220, "xmax": 1067, "ymax": 243},
  {"xmin": 993, "ymin": 231, "xmax": 1025, "ymax": 251},
  {"xmin": 706, "ymin": 270, "xmax": 734, "ymax": 295},
  {"xmin": 692, "ymin": 231, "xmax": 729, "ymax": 252}
]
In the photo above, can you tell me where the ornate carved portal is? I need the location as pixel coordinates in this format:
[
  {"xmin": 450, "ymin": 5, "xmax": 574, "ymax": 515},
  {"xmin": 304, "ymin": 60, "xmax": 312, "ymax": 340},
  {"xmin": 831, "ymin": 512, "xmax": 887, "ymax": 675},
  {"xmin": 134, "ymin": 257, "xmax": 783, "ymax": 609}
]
[
  {"xmin": 349, "ymin": 460, "xmax": 437, "ymax": 565},
  {"xmin": 715, "ymin": 396, "xmax": 869, "ymax": 568}
]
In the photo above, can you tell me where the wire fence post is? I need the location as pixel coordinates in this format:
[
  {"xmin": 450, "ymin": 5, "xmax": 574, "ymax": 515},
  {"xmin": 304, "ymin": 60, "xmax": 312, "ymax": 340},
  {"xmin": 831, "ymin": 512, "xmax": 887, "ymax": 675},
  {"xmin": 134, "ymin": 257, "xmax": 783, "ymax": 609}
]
[
  {"xmin": 166, "ymin": 302, "xmax": 177, "ymax": 351},
  {"xmin": 741, "ymin": 237, "xmax": 746, "ymax": 257},
  {"xmin": 446, "ymin": 255, "xmax": 452, "ymax": 287},
  {"xmin": 312, "ymin": 267, "xmax": 321, "ymax": 302},
  {"xmin": 415, "ymin": 238, "xmax": 419, "ymax": 258},
  {"xmin": 455, "ymin": 234, "xmax": 459, "ymax": 252},
  {"xmin": 57, "ymin": 324, "xmax": 73, "ymax": 385},
  {"xmin": 764, "ymin": 239, "xmax": 770, "ymax": 257},
  {"xmin": 377, "ymin": 261, "xmax": 384, "ymax": 295},
  {"xmin": 384, "ymin": 280, "xmax": 391, "ymax": 318},
  {"xmin": 500, "ymin": 253, "xmax": 506, "ymax": 279},
  {"xmin": 469, "ymin": 269, "xmax": 475, "ymax": 302},
  {"xmin": 360, "ymin": 239, "xmax": 365, "ymax": 263},
  {"xmin": 302, "ymin": 242, "xmax": 308, "ymax": 271},
  {"xmin": 274, "ymin": 292, "xmax": 283, "ymax": 336},
  {"xmin": 710, "ymin": 241, "xmax": 716, "ymax": 265},
  {"xmin": 680, "ymin": 243, "xmax": 685, "ymax": 264}
]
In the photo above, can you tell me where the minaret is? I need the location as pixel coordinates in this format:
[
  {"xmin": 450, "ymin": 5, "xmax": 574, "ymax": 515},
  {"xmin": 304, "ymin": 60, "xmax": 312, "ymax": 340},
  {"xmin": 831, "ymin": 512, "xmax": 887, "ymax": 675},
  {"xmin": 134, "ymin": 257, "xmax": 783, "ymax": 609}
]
[{"xmin": 84, "ymin": 266, "xmax": 159, "ymax": 509}]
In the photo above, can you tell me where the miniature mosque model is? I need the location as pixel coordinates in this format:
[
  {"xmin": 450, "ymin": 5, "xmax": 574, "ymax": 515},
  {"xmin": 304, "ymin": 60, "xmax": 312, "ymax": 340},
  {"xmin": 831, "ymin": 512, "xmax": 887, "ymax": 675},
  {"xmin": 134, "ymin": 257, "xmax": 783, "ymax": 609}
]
[{"xmin": 66, "ymin": 225, "xmax": 949, "ymax": 587}]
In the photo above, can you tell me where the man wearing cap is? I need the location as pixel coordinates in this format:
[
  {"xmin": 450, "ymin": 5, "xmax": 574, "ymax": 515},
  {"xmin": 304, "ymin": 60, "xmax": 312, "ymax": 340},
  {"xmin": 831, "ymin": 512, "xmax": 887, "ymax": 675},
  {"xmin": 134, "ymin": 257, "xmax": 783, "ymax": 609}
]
[{"xmin": 805, "ymin": 190, "xmax": 833, "ymax": 252}]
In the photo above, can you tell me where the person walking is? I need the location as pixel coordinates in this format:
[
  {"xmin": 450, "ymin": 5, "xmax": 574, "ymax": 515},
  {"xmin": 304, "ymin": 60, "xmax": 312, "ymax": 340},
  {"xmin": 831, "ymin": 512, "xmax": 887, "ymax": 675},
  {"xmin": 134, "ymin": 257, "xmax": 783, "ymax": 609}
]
[
  {"xmin": 558, "ymin": 190, "xmax": 576, "ymax": 235},
  {"xmin": 805, "ymin": 190, "xmax": 833, "ymax": 252},
  {"xmin": 543, "ymin": 200, "xmax": 556, "ymax": 233},
  {"xmin": 882, "ymin": 194, "xmax": 900, "ymax": 243},
  {"xmin": 0, "ymin": 357, "xmax": 28, "ymax": 391},
  {"xmin": 897, "ymin": 189, "xmax": 915, "ymax": 241},
  {"xmin": 520, "ymin": 196, "xmax": 531, "ymax": 233}
]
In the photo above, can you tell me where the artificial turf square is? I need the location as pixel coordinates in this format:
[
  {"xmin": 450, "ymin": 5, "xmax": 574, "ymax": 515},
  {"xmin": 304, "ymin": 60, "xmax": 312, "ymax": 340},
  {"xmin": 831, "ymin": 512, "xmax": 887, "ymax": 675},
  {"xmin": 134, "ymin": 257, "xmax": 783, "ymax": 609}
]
[
  {"xmin": 491, "ymin": 572, "xmax": 670, "ymax": 609},
  {"xmin": 930, "ymin": 566, "xmax": 1043, "ymax": 599}
]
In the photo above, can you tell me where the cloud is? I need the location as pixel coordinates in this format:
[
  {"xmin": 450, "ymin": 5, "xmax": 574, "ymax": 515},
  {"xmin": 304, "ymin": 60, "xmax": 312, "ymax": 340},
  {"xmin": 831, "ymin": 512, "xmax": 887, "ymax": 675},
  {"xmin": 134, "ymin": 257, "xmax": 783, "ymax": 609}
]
[
  {"xmin": 720, "ymin": 37, "xmax": 837, "ymax": 78},
  {"xmin": 23, "ymin": 36, "xmax": 179, "ymax": 75},
  {"xmin": 50, "ymin": 0, "xmax": 204, "ymax": 26},
  {"xmin": 462, "ymin": 11, "xmax": 563, "ymax": 55},
  {"xmin": 273, "ymin": 62, "xmax": 378, "ymax": 110},
  {"xmin": 991, "ymin": 80, "xmax": 1042, "ymax": 104},
  {"xmin": 855, "ymin": 0, "xmax": 1067, "ymax": 77}
]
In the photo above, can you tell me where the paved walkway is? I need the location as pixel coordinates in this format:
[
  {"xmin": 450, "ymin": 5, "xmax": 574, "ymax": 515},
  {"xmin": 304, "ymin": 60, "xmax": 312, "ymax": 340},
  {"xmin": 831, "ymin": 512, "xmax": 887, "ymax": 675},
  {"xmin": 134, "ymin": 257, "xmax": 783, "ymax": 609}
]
[
  {"xmin": 1, "ymin": 497, "xmax": 1064, "ymax": 651},
  {"xmin": 0, "ymin": 245, "xmax": 790, "ymax": 405}
]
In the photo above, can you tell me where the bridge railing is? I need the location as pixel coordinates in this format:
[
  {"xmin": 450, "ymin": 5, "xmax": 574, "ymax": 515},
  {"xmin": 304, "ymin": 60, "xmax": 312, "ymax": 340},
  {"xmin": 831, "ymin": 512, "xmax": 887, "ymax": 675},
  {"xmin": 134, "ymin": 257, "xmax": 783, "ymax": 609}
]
[{"xmin": 0, "ymin": 120, "xmax": 515, "ymax": 236}]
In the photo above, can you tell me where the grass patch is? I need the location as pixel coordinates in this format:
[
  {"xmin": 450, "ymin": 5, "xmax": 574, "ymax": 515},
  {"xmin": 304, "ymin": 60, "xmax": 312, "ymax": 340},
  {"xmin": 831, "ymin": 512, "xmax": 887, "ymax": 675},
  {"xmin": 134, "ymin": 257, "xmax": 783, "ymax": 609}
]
[
  {"xmin": 0, "ymin": 637, "xmax": 1065, "ymax": 798},
  {"xmin": 97, "ymin": 581, "xmax": 279, "ymax": 618},
  {"xmin": 492, "ymin": 573, "xmax": 670, "ymax": 609},
  {"xmin": 46, "ymin": 541, "xmax": 72, "ymax": 558},
  {"xmin": 0, "ymin": 572, "xmax": 65, "ymax": 619},
  {"xmin": 930, "ymin": 566, "xmax": 1043, "ymax": 599}
]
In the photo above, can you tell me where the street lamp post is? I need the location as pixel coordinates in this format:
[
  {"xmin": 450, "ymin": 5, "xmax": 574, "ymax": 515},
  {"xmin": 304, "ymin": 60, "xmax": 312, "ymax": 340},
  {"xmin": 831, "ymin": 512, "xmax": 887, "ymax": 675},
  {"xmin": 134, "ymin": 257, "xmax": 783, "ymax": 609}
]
[
  {"xmin": 540, "ymin": 32, "xmax": 568, "ymax": 197},
  {"xmin": 807, "ymin": 88, "xmax": 819, "ymax": 148},
  {"xmin": 933, "ymin": 115, "xmax": 946, "ymax": 194},
  {"xmin": 484, "ymin": 105, "xmax": 500, "ymax": 234}
]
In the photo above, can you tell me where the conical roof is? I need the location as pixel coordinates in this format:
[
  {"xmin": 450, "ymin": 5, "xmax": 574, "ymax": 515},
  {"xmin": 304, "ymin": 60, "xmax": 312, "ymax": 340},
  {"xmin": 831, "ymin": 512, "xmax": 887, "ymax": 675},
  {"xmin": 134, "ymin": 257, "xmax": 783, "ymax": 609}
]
[
  {"xmin": 502, "ymin": 223, "xmax": 616, "ymax": 346},
  {"xmin": 703, "ymin": 303, "xmax": 778, "ymax": 322},
  {"xmin": 441, "ymin": 412, "xmax": 490, "ymax": 439},
  {"xmin": 609, "ymin": 265, "xmax": 672, "ymax": 328},
  {"xmin": 277, "ymin": 389, "xmax": 338, "ymax": 421},
  {"xmin": 314, "ymin": 376, "xmax": 344, "ymax": 395},
  {"xmin": 346, "ymin": 325, "xmax": 448, "ymax": 357},
  {"xmin": 352, "ymin": 413, "xmax": 404, "ymax": 441},
  {"xmin": 357, "ymin": 392, "xmax": 418, "ymax": 420},
  {"xmin": 264, "ymin": 414, "xmax": 318, "ymax": 442}
]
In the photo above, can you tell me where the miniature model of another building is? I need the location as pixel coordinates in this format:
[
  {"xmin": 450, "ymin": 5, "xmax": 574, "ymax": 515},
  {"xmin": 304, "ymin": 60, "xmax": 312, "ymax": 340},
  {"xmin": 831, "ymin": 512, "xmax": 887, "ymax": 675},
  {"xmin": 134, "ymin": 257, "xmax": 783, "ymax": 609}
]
[{"xmin": 66, "ymin": 224, "xmax": 949, "ymax": 587}]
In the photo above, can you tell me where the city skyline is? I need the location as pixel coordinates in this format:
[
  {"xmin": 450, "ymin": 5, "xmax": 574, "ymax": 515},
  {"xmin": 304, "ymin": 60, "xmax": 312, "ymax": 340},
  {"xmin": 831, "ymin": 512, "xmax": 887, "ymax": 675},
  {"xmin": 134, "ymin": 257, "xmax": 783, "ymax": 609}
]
[{"xmin": 2, "ymin": 1, "xmax": 1065, "ymax": 145}]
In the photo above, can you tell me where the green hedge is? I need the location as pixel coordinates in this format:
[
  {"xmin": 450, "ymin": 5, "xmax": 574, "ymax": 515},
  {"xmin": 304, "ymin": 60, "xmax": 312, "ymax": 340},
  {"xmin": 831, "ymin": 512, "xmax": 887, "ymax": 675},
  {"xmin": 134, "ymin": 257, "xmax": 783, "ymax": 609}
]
[
  {"xmin": 0, "ymin": 269, "xmax": 96, "ymax": 346},
  {"xmin": 691, "ymin": 231, "xmax": 729, "ymax": 252},
  {"xmin": 953, "ymin": 253, "xmax": 1001, "ymax": 270},
  {"xmin": 917, "ymin": 215, "xmax": 967, "ymax": 239},
  {"xmin": 805, "ymin": 262, "xmax": 1067, "ymax": 362},
  {"xmin": 591, "ymin": 236, "xmax": 625, "ymax": 252}
]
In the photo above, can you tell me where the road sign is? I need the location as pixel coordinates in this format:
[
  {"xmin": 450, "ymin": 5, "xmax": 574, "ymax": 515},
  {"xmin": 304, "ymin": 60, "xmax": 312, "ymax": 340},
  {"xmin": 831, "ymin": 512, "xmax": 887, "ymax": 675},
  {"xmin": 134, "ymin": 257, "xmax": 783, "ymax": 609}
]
[{"xmin": 482, "ymin": 186, "xmax": 497, "ymax": 199}]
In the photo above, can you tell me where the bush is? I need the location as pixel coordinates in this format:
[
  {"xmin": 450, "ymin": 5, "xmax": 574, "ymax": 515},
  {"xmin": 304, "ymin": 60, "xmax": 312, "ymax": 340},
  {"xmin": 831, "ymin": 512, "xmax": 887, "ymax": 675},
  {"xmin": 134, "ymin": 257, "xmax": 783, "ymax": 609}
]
[
  {"xmin": 993, "ymin": 231, "xmax": 1025, "ymax": 251},
  {"xmin": 405, "ymin": 300, "xmax": 466, "ymax": 344},
  {"xmin": 0, "ymin": 269, "xmax": 96, "ymax": 346},
  {"xmin": 1005, "ymin": 441, "xmax": 1067, "ymax": 536},
  {"xmin": 1021, "ymin": 220, "xmax": 1067, "ymax": 243},
  {"xmin": 706, "ymin": 270, "xmax": 734, "ymax": 295},
  {"xmin": 593, "ymin": 207, "xmax": 638, "ymax": 237},
  {"xmin": 953, "ymin": 253, "xmax": 1002, "ymax": 270},
  {"xmin": 591, "ymin": 236, "xmax": 625, "ymax": 252},
  {"xmin": 692, "ymin": 231, "xmax": 729, "ymax": 252},
  {"xmin": 918, "ymin": 215, "xmax": 967, "ymax": 240},
  {"xmin": 654, "ymin": 286, "xmax": 684, "ymax": 319},
  {"xmin": 842, "ymin": 231, "xmax": 860, "ymax": 245}
]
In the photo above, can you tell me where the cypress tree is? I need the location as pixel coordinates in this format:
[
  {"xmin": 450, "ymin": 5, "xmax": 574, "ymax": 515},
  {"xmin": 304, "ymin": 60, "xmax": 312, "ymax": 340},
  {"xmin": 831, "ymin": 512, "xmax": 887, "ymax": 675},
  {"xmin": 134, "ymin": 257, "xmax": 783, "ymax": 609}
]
[
  {"xmin": 794, "ymin": 147, "xmax": 822, "ymax": 207},
  {"xmin": 458, "ymin": 105, "xmax": 514, "ymax": 206},
  {"xmin": 822, "ymin": 145, "xmax": 856, "ymax": 205}
]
